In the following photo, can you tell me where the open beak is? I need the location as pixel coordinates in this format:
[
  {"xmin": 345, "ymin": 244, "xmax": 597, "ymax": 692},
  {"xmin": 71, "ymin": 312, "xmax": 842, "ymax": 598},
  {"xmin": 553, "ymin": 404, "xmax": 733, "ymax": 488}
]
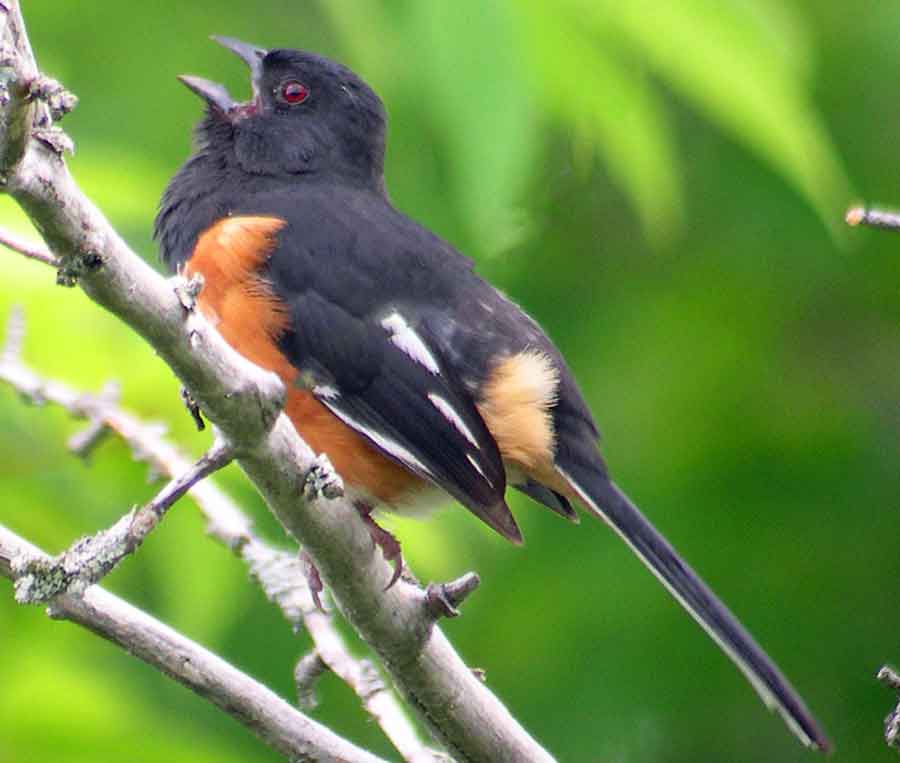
[
  {"xmin": 211, "ymin": 36, "xmax": 267, "ymax": 86},
  {"xmin": 178, "ymin": 36, "xmax": 268, "ymax": 117},
  {"xmin": 177, "ymin": 75, "xmax": 237, "ymax": 114}
]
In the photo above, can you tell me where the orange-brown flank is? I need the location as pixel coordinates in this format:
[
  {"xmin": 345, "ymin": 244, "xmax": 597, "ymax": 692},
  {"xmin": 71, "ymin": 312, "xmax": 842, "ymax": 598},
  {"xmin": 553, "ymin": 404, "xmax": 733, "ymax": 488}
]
[
  {"xmin": 185, "ymin": 216, "xmax": 423, "ymax": 505},
  {"xmin": 186, "ymin": 216, "xmax": 573, "ymax": 512}
]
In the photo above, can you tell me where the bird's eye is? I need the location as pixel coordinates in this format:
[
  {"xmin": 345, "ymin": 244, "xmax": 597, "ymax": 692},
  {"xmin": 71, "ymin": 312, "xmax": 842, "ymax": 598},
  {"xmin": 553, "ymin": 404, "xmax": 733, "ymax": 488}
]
[{"xmin": 279, "ymin": 80, "xmax": 310, "ymax": 105}]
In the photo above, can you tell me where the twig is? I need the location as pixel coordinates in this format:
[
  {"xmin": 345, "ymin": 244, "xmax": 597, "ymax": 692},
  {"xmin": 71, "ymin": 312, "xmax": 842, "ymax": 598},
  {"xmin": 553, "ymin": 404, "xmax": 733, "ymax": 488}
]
[
  {"xmin": 0, "ymin": 1, "xmax": 37, "ymax": 171},
  {"xmin": 180, "ymin": 385, "xmax": 206, "ymax": 431},
  {"xmin": 0, "ymin": 2, "xmax": 557, "ymax": 761},
  {"xmin": 12, "ymin": 438, "xmax": 234, "ymax": 603},
  {"xmin": 426, "ymin": 573, "xmax": 481, "ymax": 619},
  {"xmin": 295, "ymin": 651, "xmax": 328, "ymax": 709},
  {"xmin": 0, "ymin": 525, "xmax": 389, "ymax": 763},
  {"xmin": 1, "ymin": 301, "xmax": 23, "ymax": 361},
  {"xmin": 0, "ymin": 225, "xmax": 57, "ymax": 265},
  {"xmin": 845, "ymin": 205, "xmax": 900, "ymax": 232},
  {"xmin": 68, "ymin": 400, "xmax": 115, "ymax": 458},
  {"xmin": 877, "ymin": 666, "xmax": 900, "ymax": 750},
  {"xmin": 0, "ymin": 311, "xmax": 442, "ymax": 763}
]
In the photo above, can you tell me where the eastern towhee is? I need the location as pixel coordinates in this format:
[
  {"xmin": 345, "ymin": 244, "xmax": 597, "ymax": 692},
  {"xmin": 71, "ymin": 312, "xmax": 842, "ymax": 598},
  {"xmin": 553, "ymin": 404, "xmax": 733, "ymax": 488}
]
[{"xmin": 155, "ymin": 36, "xmax": 829, "ymax": 751}]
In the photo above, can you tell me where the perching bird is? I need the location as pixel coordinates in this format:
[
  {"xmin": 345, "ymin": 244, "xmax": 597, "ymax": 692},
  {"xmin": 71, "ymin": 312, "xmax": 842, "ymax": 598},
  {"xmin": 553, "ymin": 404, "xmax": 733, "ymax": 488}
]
[{"xmin": 155, "ymin": 36, "xmax": 829, "ymax": 751}]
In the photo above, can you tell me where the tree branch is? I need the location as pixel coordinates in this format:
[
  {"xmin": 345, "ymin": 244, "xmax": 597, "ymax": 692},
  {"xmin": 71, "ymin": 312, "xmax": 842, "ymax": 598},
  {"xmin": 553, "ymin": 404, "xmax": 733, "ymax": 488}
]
[
  {"xmin": 0, "ymin": 308, "xmax": 442, "ymax": 762},
  {"xmin": 0, "ymin": 4, "xmax": 555, "ymax": 760},
  {"xmin": 0, "ymin": 226, "xmax": 57, "ymax": 265},
  {"xmin": 845, "ymin": 204, "xmax": 900, "ymax": 232},
  {"xmin": 12, "ymin": 437, "xmax": 235, "ymax": 603},
  {"xmin": 878, "ymin": 666, "xmax": 900, "ymax": 750},
  {"xmin": 1, "ymin": 307, "xmax": 237, "ymax": 600},
  {"xmin": 0, "ymin": 525, "xmax": 389, "ymax": 763}
]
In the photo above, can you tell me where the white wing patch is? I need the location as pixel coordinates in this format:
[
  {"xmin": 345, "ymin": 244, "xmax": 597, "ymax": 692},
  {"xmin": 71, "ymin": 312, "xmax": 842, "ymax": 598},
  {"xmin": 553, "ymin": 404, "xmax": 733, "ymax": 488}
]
[
  {"xmin": 325, "ymin": 404, "xmax": 435, "ymax": 480},
  {"xmin": 466, "ymin": 453, "xmax": 490, "ymax": 484},
  {"xmin": 313, "ymin": 384, "xmax": 340, "ymax": 400},
  {"xmin": 427, "ymin": 392, "xmax": 480, "ymax": 449},
  {"xmin": 380, "ymin": 311, "xmax": 440, "ymax": 375}
]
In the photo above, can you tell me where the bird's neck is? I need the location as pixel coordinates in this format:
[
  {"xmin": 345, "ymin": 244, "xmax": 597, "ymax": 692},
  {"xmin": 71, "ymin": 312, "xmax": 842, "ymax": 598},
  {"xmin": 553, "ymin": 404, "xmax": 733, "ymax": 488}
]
[{"xmin": 155, "ymin": 139, "xmax": 242, "ymax": 272}]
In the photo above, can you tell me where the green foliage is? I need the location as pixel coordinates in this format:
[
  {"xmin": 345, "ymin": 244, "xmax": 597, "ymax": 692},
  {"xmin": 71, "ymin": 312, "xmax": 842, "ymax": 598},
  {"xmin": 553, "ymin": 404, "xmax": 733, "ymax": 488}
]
[
  {"xmin": 2, "ymin": 2, "xmax": 898, "ymax": 762},
  {"xmin": 579, "ymin": 0, "xmax": 852, "ymax": 238},
  {"xmin": 519, "ymin": 0, "xmax": 685, "ymax": 243}
]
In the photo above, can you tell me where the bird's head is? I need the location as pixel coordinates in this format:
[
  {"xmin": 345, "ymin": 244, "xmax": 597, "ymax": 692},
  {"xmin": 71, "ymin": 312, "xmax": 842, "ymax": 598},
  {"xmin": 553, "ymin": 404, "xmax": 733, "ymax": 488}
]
[{"xmin": 180, "ymin": 36, "xmax": 386, "ymax": 186}]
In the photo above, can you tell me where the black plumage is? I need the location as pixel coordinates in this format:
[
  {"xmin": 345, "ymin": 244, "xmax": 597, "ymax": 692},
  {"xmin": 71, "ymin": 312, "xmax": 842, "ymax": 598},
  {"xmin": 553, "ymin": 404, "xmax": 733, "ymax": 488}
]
[{"xmin": 155, "ymin": 38, "xmax": 828, "ymax": 752}]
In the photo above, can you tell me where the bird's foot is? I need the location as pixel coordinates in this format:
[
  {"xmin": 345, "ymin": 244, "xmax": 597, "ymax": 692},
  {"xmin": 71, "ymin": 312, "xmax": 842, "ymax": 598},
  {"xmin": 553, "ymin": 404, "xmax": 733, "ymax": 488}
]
[{"xmin": 354, "ymin": 502, "xmax": 404, "ymax": 590}]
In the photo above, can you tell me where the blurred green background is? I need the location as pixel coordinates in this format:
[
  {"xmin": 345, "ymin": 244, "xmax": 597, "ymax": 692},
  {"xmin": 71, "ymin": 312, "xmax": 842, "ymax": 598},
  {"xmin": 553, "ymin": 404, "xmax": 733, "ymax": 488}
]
[{"xmin": 1, "ymin": 1, "xmax": 899, "ymax": 761}]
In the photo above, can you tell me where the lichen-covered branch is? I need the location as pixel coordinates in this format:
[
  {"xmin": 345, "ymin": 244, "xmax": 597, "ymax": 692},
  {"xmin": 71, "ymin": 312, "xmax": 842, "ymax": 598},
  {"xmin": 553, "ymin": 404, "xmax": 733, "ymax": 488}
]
[
  {"xmin": 2, "ymin": 314, "xmax": 237, "ymax": 602},
  {"xmin": 877, "ymin": 667, "xmax": 900, "ymax": 751},
  {"xmin": 0, "ymin": 316, "xmax": 441, "ymax": 762},
  {"xmin": 0, "ymin": 525, "xmax": 389, "ymax": 763},
  {"xmin": 0, "ymin": 2, "xmax": 555, "ymax": 761},
  {"xmin": 12, "ymin": 438, "xmax": 234, "ymax": 602}
]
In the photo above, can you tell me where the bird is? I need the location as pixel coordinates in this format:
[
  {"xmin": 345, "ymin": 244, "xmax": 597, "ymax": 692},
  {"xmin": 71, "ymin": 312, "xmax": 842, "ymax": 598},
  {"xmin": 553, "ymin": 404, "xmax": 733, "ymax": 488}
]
[{"xmin": 155, "ymin": 36, "xmax": 829, "ymax": 752}]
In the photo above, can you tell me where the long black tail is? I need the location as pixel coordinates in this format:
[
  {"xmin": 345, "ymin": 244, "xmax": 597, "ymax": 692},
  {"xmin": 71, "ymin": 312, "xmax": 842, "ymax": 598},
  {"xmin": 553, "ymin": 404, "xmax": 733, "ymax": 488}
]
[{"xmin": 556, "ymin": 460, "xmax": 830, "ymax": 751}]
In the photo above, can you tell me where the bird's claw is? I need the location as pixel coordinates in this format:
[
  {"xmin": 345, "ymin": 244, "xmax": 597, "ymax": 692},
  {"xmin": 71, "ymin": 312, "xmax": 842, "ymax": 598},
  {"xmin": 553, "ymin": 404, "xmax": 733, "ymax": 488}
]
[{"xmin": 355, "ymin": 502, "xmax": 404, "ymax": 589}]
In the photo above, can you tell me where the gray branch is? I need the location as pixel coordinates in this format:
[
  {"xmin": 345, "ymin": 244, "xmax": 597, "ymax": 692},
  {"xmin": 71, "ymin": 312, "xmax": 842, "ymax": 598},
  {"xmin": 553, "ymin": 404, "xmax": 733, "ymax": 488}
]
[
  {"xmin": 878, "ymin": 666, "xmax": 900, "ymax": 751},
  {"xmin": 1, "ymin": 311, "xmax": 237, "ymax": 601},
  {"xmin": 0, "ymin": 526, "xmax": 389, "ymax": 763},
  {"xmin": 0, "ymin": 308, "xmax": 441, "ymax": 762},
  {"xmin": 845, "ymin": 204, "xmax": 900, "ymax": 232},
  {"xmin": 0, "ymin": 225, "xmax": 57, "ymax": 265},
  {"xmin": 0, "ymin": 2, "xmax": 556, "ymax": 761}
]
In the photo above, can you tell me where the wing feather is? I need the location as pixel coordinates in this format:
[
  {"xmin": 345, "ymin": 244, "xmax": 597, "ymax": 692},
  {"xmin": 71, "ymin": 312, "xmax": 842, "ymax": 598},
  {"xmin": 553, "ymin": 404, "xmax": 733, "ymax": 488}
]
[{"xmin": 278, "ymin": 289, "xmax": 521, "ymax": 540}]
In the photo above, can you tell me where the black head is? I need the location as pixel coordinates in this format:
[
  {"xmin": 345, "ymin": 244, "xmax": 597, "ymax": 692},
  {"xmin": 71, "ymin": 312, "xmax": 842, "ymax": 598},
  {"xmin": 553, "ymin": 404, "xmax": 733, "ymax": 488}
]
[
  {"xmin": 180, "ymin": 37, "xmax": 387, "ymax": 185},
  {"xmin": 156, "ymin": 38, "xmax": 388, "ymax": 270}
]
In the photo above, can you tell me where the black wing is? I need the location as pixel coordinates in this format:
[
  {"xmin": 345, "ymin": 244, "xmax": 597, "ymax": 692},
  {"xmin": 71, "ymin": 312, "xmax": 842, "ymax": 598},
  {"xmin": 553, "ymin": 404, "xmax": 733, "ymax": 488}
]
[{"xmin": 264, "ymin": 187, "xmax": 521, "ymax": 540}]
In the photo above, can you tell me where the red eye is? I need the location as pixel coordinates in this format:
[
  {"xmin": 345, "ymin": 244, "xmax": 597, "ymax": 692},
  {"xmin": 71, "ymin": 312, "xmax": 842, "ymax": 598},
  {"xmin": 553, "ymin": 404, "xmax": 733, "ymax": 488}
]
[{"xmin": 280, "ymin": 80, "xmax": 309, "ymax": 105}]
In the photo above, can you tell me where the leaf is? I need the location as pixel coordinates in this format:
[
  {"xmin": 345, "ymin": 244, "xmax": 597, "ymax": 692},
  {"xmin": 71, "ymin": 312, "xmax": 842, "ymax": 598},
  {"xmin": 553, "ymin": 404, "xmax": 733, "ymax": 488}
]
[
  {"xmin": 322, "ymin": 1, "xmax": 540, "ymax": 254},
  {"xmin": 316, "ymin": 0, "xmax": 399, "ymax": 86},
  {"xmin": 404, "ymin": 1, "xmax": 541, "ymax": 254},
  {"xmin": 580, "ymin": 0, "xmax": 851, "ymax": 237},
  {"xmin": 518, "ymin": 0, "xmax": 684, "ymax": 245}
]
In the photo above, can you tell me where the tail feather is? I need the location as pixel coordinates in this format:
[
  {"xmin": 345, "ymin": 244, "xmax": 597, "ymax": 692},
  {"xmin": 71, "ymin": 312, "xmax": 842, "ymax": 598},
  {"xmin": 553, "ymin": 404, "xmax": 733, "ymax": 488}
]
[{"xmin": 556, "ymin": 462, "xmax": 830, "ymax": 752}]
